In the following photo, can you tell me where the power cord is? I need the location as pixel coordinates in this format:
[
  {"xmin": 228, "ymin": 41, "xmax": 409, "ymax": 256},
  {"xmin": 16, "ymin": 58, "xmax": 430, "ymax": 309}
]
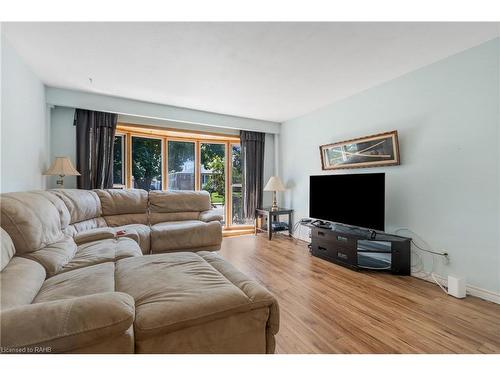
[
  {"xmin": 291, "ymin": 220, "xmax": 303, "ymax": 242},
  {"xmin": 410, "ymin": 239, "xmax": 449, "ymax": 258},
  {"xmin": 395, "ymin": 227, "xmax": 449, "ymax": 258},
  {"xmin": 395, "ymin": 227, "xmax": 449, "ymax": 294},
  {"xmin": 432, "ymin": 273, "xmax": 448, "ymax": 294},
  {"xmin": 292, "ymin": 219, "xmax": 314, "ymax": 253}
]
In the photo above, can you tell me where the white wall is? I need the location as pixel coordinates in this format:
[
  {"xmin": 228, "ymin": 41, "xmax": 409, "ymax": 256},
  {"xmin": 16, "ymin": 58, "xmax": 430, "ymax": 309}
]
[
  {"xmin": 280, "ymin": 39, "xmax": 500, "ymax": 296},
  {"xmin": 50, "ymin": 107, "xmax": 276, "ymax": 193},
  {"xmin": 1, "ymin": 31, "xmax": 48, "ymax": 193}
]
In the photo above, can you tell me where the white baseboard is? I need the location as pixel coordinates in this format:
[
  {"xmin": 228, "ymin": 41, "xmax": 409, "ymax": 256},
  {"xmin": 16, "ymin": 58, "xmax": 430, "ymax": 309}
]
[
  {"xmin": 291, "ymin": 229, "xmax": 500, "ymax": 305},
  {"xmin": 412, "ymin": 272, "xmax": 500, "ymax": 304}
]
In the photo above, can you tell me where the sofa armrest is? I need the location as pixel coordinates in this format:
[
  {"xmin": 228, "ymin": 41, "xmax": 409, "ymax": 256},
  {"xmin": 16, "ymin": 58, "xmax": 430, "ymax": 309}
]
[
  {"xmin": 0, "ymin": 292, "xmax": 134, "ymax": 353},
  {"xmin": 199, "ymin": 210, "xmax": 223, "ymax": 223},
  {"xmin": 117, "ymin": 228, "xmax": 139, "ymax": 244},
  {"xmin": 74, "ymin": 227, "xmax": 116, "ymax": 245}
]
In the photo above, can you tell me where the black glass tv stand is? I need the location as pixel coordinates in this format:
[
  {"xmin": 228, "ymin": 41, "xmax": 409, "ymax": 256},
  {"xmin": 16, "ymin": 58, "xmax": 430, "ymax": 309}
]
[{"xmin": 308, "ymin": 222, "xmax": 411, "ymax": 275}]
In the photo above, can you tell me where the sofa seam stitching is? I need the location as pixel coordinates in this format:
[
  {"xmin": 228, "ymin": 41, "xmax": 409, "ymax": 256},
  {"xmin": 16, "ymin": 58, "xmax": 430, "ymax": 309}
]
[{"xmin": 60, "ymin": 299, "xmax": 76, "ymax": 336}]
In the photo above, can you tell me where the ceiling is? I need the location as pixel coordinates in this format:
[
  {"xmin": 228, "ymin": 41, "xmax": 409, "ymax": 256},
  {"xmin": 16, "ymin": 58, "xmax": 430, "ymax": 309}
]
[{"xmin": 3, "ymin": 22, "xmax": 499, "ymax": 123}]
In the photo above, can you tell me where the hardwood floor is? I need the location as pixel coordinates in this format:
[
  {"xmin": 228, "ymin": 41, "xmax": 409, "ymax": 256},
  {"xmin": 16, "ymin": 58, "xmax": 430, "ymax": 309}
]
[{"xmin": 219, "ymin": 234, "xmax": 500, "ymax": 354}]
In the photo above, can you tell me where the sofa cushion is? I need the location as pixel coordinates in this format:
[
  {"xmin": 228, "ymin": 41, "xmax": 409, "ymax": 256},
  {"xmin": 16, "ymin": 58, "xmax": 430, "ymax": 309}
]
[
  {"xmin": 0, "ymin": 257, "xmax": 46, "ymax": 310},
  {"xmin": 149, "ymin": 190, "xmax": 212, "ymax": 224},
  {"xmin": 1, "ymin": 228, "xmax": 16, "ymax": 271},
  {"xmin": 34, "ymin": 262, "xmax": 116, "ymax": 303},
  {"xmin": 95, "ymin": 189, "xmax": 149, "ymax": 226},
  {"xmin": 96, "ymin": 189, "xmax": 149, "ymax": 215},
  {"xmin": 150, "ymin": 220, "xmax": 222, "ymax": 253},
  {"xmin": 59, "ymin": 237, "xmax": 142, "ymax": 274},
  {"xmin": 149, "ymin": 190, "xmax": 212, "ymax": 213},
  {"xmin": 50, "ymin": 189, "xmax": 102, "ymax": 225},
  {"xmin": 21, "ymin": 236, "xmax": 78, "ymax": 277},
  {"xmin": 116, "ymin": 253, "xmax": 263, "ymax": 340},
  {"xmin": 0, "ymin": 191, "xmax": 65, "ymax": 254}
]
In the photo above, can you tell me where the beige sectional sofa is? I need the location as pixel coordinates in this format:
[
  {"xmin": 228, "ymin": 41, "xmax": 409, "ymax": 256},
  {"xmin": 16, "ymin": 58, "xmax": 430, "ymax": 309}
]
[
  {"xmin": 0, "ymin": 189, "xmax": 279, "ymax": 354},
  {"xmin": 49, "ymin": 188, "xmax": 223, "ymax": 255}
]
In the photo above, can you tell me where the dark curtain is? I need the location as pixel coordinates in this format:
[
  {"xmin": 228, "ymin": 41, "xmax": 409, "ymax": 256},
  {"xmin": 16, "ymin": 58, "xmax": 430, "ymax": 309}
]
[
  {"xmin": 75, "ymin": 109, "xmax": 118, "ymax": 189},
  {"xmin": 240, "ymin": 130, "xmax": 265, "ymax": 219}
]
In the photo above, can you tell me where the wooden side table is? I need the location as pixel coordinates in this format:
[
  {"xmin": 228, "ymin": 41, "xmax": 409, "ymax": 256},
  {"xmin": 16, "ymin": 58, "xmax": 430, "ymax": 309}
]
[{"xmin": 255, "ymin": 207, "xmax": 293, "ymax": 240}]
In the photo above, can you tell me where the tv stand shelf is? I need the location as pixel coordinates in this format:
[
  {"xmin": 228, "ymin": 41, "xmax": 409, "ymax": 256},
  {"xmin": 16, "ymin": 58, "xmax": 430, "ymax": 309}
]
[{"xmin": 307, "ymin": 222, "xmax": 411, "ymax": 275}]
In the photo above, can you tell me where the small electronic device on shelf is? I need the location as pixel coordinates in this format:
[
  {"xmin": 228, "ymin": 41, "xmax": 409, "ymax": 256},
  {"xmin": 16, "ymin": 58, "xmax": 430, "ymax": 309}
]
[{"xmin": 255, "ymin": 207, "xmax": 293, "ymax": 240}]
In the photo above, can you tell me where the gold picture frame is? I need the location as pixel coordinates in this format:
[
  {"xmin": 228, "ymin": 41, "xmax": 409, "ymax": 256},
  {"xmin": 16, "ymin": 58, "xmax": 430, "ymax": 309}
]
[{"xmin": 320, "ymin": 130, "xmax": 400, "ymax": 170}]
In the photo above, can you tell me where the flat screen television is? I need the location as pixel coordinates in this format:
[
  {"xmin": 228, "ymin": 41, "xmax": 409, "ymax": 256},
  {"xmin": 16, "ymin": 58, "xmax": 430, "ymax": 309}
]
[{"xmin": 309, "ymin": 173, "xmax": 385, "ymax": 231}]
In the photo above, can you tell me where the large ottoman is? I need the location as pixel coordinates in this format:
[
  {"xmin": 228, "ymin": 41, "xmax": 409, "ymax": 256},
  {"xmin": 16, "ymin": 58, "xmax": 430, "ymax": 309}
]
[{"xmin": 115, "ymin": 251, "xmax": 279, "ymax": 353}]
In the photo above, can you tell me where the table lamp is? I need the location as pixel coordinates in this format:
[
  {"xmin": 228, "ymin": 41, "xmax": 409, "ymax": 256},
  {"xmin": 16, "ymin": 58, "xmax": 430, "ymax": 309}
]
[
  {"xmin": 44, "ymin": 157, "xmax": 81, "ymax": 188},
  {"xmin": 264, "ymin": 176, "xmax": 286, "ymax": 211}
]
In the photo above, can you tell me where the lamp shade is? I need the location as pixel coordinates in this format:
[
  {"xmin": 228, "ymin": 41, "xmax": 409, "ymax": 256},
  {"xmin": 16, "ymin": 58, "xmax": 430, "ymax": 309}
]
[
  {"xmin": 264, "ymin": 176, "xmax": 286, "ymax": 192},
  {"xmin": 44, "ymin": 157, "xmax": 81, "ymax": 176}
]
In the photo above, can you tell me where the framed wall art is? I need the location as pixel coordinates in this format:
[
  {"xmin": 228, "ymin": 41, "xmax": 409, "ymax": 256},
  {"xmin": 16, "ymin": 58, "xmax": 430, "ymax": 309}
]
[{"xmin": 320, "ymin": 130, "xmax": 400, "ymax": 170}]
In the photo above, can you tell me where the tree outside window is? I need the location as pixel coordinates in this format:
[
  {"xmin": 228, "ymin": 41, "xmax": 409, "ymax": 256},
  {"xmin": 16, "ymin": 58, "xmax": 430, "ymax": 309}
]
[{"xmin": 132, "ymin": 137, "xmax": 162, "ymax": 191}]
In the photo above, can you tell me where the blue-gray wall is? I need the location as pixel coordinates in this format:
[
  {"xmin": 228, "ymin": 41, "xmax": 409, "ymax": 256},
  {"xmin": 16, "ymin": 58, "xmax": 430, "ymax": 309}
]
[
  {"xmin": 280, "ymin": 38, "xmax": 500, "ymax": 296},
  {"xmin": 1, "ymin": 31, "xmax": 48, "ymax": 192}
]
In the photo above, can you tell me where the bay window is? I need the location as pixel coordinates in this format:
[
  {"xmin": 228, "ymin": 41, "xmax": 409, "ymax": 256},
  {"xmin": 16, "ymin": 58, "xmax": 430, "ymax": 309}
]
[{"xmin": 113, "ymin": 124, "xmax": 248, "ymax": 229}]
